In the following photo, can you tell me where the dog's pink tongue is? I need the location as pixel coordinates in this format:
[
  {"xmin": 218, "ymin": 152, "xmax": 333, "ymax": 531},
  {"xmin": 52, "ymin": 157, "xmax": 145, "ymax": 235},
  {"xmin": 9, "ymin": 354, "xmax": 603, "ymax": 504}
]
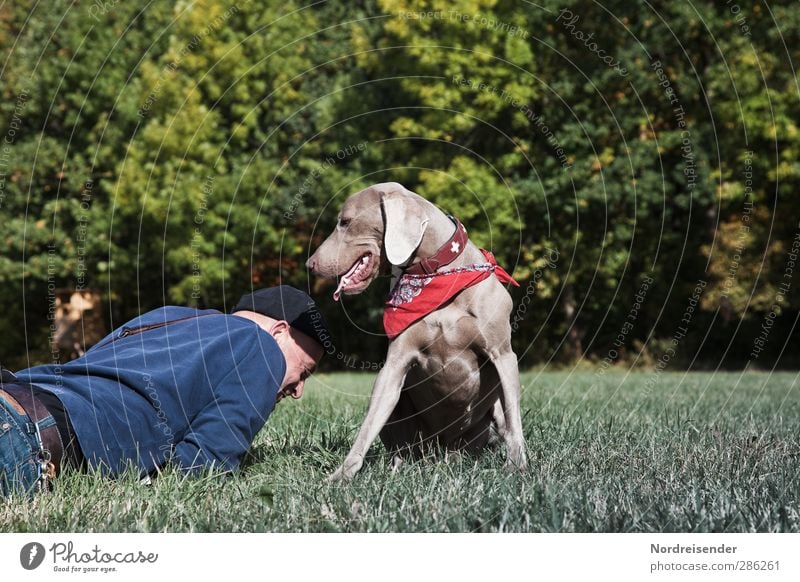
[
  {"xmin": 333, "ymin": 277, "xmax": 348, "ymax": 302},
  {"xmin": 333, "ymin": 256, "xmax": 367, "ymax": 301}
]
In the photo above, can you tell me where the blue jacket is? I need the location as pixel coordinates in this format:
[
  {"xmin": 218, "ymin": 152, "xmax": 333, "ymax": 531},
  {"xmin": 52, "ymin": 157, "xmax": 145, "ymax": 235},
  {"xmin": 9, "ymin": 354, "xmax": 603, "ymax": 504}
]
[{"xmin": 15, "ymin": 306, "xmax": 286, "ymax": 476}]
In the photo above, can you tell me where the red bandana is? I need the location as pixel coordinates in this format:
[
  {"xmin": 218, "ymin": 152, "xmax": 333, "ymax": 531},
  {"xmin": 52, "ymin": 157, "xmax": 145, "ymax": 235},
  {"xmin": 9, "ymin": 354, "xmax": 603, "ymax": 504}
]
[{"xmin": 383, "ymin": 249, "xmax": 519, "ymax": 340}]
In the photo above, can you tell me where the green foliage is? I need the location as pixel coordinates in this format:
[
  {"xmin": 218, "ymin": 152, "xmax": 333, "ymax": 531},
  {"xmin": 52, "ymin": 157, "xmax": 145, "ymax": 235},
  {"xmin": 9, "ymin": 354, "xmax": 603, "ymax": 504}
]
[{"xmin": 1, "ymin": 0, "xmax": 799, "ymax": 367}]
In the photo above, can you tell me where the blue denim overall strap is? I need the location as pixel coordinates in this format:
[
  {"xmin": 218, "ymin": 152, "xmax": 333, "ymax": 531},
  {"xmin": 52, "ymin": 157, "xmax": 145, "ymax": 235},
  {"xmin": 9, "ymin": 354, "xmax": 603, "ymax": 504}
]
[{"xmin": 0, "ymin": 388, "xmax": 58, "ymax": 498}]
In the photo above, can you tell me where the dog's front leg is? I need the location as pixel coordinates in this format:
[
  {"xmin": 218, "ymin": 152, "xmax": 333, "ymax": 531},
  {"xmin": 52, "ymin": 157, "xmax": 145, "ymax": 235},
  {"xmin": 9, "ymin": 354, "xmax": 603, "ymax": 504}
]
[
  {"xmin": 487, "ymin": 347, "xmax": 528, "ymax": 471},
  {"xmin": 329, "ymin": 343, "xmax": 416, "ymax": 483}
]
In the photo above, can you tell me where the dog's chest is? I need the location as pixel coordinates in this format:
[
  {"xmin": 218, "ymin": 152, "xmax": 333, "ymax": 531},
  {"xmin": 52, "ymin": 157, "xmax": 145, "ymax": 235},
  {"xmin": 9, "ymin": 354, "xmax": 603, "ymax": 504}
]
[
  {"xmin": 402, "ymin": 302, "xmax": 497, "ymax": 424},
  {"xmin": 412, "ymin": 337, "xmax": 483, "ymax": 407},
  {"xmin": 408, "ymin": 350, "xmax": 491, "ymax": 434}
]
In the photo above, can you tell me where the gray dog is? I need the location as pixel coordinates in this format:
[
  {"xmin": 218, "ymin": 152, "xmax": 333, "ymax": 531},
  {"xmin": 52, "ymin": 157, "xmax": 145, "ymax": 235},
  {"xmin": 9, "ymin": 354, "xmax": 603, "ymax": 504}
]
[{"xmin": 307, "ymin": 182, "xmax": 527, "ymax": 481}]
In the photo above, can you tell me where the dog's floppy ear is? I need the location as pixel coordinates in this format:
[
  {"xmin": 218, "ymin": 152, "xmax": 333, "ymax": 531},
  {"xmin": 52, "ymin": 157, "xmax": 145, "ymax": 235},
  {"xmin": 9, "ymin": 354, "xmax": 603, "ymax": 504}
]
[{"xmin": 381, "ymin": 187, "xmax": 429, "ymax": 266}]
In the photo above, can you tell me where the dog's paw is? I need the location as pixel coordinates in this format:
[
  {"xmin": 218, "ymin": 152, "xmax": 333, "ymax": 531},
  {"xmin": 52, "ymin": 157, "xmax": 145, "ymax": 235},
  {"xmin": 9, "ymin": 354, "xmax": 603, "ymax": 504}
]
[
  {"xmin": 327, "ymin": 451, "xmax": 369, "ymax": 483},
  {"xmin": 326, "ymin": 467, "xmax": 351, "ymax": 484},
  {"xmin": 504, "ymin": 449, "xmax": 528, "ymax": 473},
  {"xmin": 327, "ymin": 459, "xmax": 362, "ymax": 483},
  {"xmin": 390, "ymin": 454, "xmax": 405, "ymax": 471}
]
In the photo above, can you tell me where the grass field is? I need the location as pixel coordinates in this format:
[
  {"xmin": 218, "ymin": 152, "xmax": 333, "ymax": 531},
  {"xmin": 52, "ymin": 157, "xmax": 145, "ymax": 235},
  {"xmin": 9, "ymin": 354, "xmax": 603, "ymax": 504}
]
[{"xmin": 2, "ymin": 371, "xmax": 799, "ymax": 532}]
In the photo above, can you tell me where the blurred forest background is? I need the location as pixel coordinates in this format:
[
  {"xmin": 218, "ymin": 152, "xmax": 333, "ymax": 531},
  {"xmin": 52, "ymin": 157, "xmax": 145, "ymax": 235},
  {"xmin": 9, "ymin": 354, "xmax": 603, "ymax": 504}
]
[{"xmin": 0, "ymin": 0, "xmax": 798, "ymax": 370}]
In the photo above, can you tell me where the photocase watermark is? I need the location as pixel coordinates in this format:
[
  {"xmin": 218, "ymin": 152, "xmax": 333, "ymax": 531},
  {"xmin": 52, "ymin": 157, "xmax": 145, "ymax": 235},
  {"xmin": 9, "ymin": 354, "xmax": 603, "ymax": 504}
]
[
  {"xmin": 309, "ymin": 304, "xmax": 335, "ymax": 357},
  {"xmin": 190, "ymin": 175, "xmax": 215, "ymax": 301},
  {"xmin": 142, "ymin": 373, "xmax": 175, "ymax": 454},
  {"xmin": 284, "ymin": 142, "xmax": 368, "ymax": 222},
  {"xmin": 20, "ymin": 542, "xmax": 46, "ymax": 570},
  {"xmin": 651, "ymin": 60, "xmax": 679, "ymax": 107},
  {"xmin": 42, "ymin": 541, "xmax": 158, "ymax": 574},
  {"xmin": 137, "ymin": 4, "xmax": 242, "ymax": 117},
  {"xmin": 398, "ymin": 9, "xmax": 529, "ymax": 39},
  {"xmin": 337, "ymin": 353, "xmax": 385, "ymax": 372},
  {"xmin": 725, "ymin": 0, "xmax": 752, "ymax": 37},
  {"xmin": 46, "ymin": 244, "xmax": 63, "ymax": 370},
  {"xmin": 555, "ymin": 9, "xmax": 629, "ymax": 77},
  {"xmin": 722, "ymin": 150, "xmax": 755, "ymax": 301},
  {"xmin": 595, "ymin": 273, "xmax": 654, "ymax": 375},
  {"xmin": 510, "ymin": 247, "xmax": 560, "ymax": 333},
  {"xmin": 452, "ymin": 75, "xmax": 572, "ymax": 169},
  {"xmin": 0, "ymin": 87, "xmax": 30, "ymax": 209},
  {"xmin": 87, "ymin": 0, "xmax": 121, "ymax": 20},
  {"xmin": 750, "ymin": 220, "xmax": 800, "ymax": 361},
  {"xmin": 308, "ymin": 303, "xmax": 386, "ymax": 371},
  {"xmin": 76, "ymin": 179, "xmax": 94, "ymax": 289},
  {"xmin": 651, "ymin": 59, "xmax": 696, "ymax": 191},
  {"xmin": 642, "ymin": 279, "xmax": 707, "ymax": 395}
]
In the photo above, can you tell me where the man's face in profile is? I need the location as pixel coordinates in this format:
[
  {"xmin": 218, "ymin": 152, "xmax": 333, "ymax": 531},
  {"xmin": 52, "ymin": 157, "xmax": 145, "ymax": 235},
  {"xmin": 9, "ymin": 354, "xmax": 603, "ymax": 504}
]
[{"xmin": 274, "ymin": 326, "xmax": 323, "ymax": 403}]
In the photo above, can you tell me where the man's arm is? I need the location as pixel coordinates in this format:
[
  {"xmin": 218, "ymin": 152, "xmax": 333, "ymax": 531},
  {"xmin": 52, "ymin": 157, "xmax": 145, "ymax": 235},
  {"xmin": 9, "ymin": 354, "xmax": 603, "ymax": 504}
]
[{"xmin": 171, "ymin": 340, "xmax": 284, "ymax": 475}]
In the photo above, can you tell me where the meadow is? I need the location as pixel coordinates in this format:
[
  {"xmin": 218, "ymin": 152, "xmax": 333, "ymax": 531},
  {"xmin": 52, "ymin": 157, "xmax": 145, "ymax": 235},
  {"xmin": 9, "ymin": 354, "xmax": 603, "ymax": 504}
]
[{"xmin": 2, "ymin": 371, "xmax": 798, "ymax": 533}]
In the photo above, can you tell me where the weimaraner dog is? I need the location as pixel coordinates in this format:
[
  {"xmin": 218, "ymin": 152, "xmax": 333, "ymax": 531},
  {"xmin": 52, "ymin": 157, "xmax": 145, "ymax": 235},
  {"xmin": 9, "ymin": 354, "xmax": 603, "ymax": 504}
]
[{"xmin": 306, "ymin": 182, "xmax": 527, "ymax": 481}]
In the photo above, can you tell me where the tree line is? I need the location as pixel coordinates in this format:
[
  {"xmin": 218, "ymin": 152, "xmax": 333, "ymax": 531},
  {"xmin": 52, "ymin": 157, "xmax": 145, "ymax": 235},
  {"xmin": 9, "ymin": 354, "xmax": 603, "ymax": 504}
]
[{"xmin": 1, "ymin": 0, "xmax": 798, "ymax": 370}]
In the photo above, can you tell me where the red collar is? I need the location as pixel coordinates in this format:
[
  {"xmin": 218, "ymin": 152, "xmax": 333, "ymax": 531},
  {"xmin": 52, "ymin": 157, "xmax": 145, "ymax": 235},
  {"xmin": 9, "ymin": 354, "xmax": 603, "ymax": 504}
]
[{"xmin": 404, "ymin": 216, "xmax": 468, "ymax": 275}]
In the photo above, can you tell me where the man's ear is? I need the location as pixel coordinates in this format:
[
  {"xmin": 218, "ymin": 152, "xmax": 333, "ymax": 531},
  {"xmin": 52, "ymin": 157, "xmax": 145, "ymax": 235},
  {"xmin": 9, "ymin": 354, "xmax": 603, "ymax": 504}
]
[
  {"xmin": 381, "ymin": 187, "xmax": 429, "ymax": 266},
  {"xmin": 268, "ymin": 320, "xmax": 291, "ymax": 340}
]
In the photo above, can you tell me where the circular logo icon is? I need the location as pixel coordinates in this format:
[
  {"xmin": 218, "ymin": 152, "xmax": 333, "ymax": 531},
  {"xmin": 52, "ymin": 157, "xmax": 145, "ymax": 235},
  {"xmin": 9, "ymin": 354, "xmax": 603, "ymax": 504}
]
[{"xmin": 20, "ymin": 542, "xmax": 46, "ymax": 570}]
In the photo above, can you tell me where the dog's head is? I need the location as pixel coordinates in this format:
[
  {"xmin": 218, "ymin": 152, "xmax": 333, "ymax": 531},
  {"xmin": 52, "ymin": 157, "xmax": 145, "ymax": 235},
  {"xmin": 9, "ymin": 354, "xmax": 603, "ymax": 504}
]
[{"xmin": 306, "ymin": 182, "xmax": 429, "ymax": 300}]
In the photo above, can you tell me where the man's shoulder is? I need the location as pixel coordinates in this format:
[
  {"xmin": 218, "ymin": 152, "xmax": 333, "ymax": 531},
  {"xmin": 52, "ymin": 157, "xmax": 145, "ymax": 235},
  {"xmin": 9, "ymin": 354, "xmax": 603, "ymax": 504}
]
[
  {"xmin": 211, "ymin": 317, "xmax": 286, "ymax": 392},
  {"xmin": 189, "ymin": 310, "xmax": 283, "ymax": 359},
  {"xmin": 112, "ymin": 306, "xmax": 283, "ymax": 360},
  {"xmin": 114, "ymin": 306, "xmax": 219, "ymax": 330},
  {"xmin": 142, "ymin": 305, "xmax": 221, "ymax": 322}
]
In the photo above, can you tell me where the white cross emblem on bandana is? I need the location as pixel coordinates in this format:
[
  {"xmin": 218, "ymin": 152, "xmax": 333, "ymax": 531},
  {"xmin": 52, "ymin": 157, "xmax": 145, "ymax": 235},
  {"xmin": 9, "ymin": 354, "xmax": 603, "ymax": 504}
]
[{"xmin": 451, "ymin": 242, "xmax": 460, "ymax": 254}]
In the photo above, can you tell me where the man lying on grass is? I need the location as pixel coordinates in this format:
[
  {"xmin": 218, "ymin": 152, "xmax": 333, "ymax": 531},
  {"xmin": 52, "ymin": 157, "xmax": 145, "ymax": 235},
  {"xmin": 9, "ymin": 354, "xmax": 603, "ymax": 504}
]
[{"xmin": 0, "ymin": 285, "xmax": 327, "ymax": 498}]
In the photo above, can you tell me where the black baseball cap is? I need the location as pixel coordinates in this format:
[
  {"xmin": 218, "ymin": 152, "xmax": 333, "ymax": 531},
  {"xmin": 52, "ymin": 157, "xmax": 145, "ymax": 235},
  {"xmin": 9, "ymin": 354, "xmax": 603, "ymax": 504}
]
[{"xmin": 231, "ymin": 285, "xmax": 331, "ymax": 350}]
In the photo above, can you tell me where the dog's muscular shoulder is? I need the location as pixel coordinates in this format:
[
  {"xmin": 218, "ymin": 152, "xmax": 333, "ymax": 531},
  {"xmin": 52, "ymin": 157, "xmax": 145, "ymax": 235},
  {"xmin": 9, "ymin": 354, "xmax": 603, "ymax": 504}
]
[{"xmin": 404, "ymin": 276, "xmax": 513, "ymax": 355}]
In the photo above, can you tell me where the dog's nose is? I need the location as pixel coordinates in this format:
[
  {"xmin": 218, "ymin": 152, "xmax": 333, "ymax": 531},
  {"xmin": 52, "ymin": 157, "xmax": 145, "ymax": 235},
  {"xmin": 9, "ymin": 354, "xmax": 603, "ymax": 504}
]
[{"xmin": 306, "ymin": 255, "xmax": 317, "ymax": 272}]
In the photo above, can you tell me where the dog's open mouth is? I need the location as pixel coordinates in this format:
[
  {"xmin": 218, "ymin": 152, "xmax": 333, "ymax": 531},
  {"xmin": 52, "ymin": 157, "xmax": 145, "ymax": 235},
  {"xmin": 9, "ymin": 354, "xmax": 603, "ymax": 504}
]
[{"xmin": 333, "ymin": 254, "xmax": 372, "ymax": 301}]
